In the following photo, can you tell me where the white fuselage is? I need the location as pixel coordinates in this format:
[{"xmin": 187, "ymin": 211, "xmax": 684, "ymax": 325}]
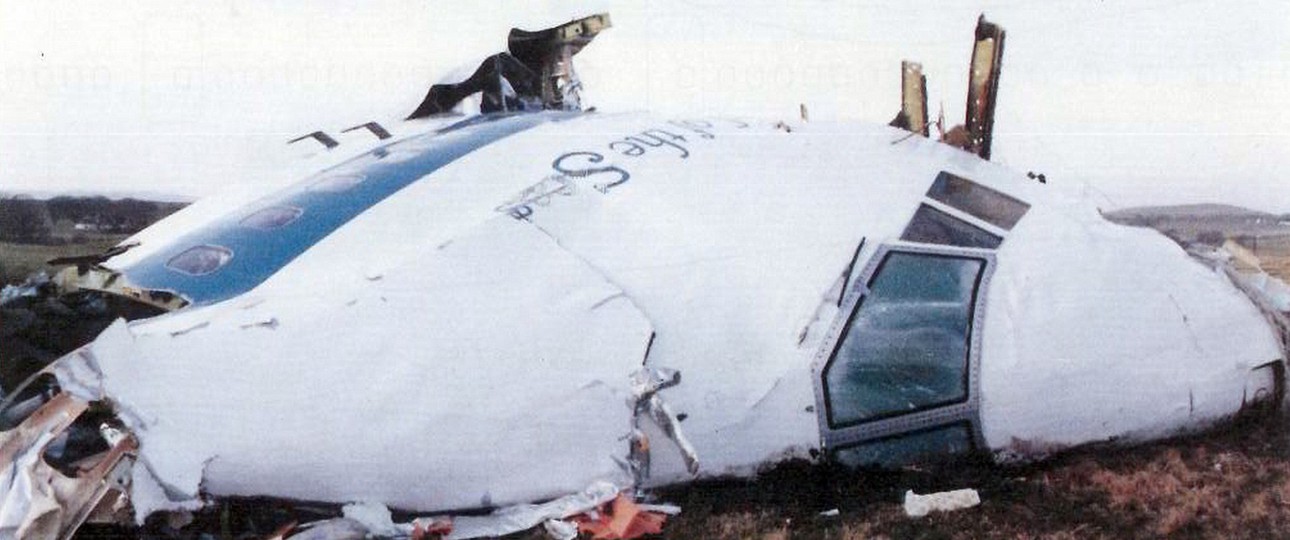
[{"xmin": 60, "ymin": 111, "xmax": 1281, "ymax": 517}]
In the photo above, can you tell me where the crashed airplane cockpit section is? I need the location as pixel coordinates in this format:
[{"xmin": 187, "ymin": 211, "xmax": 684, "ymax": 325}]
[{"xmin": 2, "ymin": 12, "xmax": 1287, "ymax": 540}]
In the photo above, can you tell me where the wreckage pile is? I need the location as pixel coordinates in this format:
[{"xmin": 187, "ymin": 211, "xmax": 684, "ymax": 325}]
[
  {"xmin": 0, "ymin": 274, "xmax": 116, "ymax": 395},
  {"xmin": 69, "ymin": 484, "xmax": 676, "ymax": 540}
]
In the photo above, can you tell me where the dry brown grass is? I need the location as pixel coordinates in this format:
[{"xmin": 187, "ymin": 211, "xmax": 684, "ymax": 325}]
[
  {"xmin": 1050, "ymin": 439, "xmax": 1290, "ymax": 537},
  {"xmin": 1236, "ymin": 234, "xmax": 1290, "ymax": 283},
  {"xmin": 653, "ymin": 414, "xmax": 1290, "ymax": 540}
]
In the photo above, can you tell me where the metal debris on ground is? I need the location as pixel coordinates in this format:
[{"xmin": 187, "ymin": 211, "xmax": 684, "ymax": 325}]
[
  {"xmin": 0, "ymin": 272, "xmax": 50, "ymax": 306},
  {"xmin": 902, "ymin": 488, "xmax": 981, "ymax": 518}
]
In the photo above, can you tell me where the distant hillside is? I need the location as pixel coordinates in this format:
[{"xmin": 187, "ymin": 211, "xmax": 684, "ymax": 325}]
[
  {"xmin": 1105, "ymin": 204, "xmax": 1290, "ymax": 247},
  {"xmin": 1109, "ymin": 203, "xmax": 1281, "ymax": 220},
  {"xmin": 0, "ymin": 195, "xmax": 188, "ymax": 244}
]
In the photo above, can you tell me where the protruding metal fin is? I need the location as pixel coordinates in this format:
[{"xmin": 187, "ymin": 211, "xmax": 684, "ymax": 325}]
[
  {"xmin": 407, "ymin": 13, "xmax": 612, "ymax": 119},
  {"xmin": 287, "ymin": 131, "xmax": 339, "ymax": 150},
  {"xmin": 341, "ymin": 122, "xmax": 392, "ymax": 140},
  {"xmin": 964, "ymin": 15, "xmax": 1005, "ymax": 159}
]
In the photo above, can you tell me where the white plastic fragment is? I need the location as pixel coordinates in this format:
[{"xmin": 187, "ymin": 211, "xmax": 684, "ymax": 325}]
[
  {"xmin": 902, "ymin": 488, "xmax": 980, "ymax": 518},
  {"xmin": 0, "ymin": 272, "xmax": 48, "ymax": 306},
  {"xmin": 542, "ymin": 518, "xmax": 578, "ymax": 540},
  {"xmin": 341, "ymin": 501, "xmax": 401, "ymax": 538},
  {"xmin": 637, "ymin": 503, "xmax": 682, "ymax": 516},
  {"xmin": 818, "ymin": 508, "xmax": 839, "ymax": 517}
]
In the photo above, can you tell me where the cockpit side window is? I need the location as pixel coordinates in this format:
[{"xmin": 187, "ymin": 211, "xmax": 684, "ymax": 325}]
[
  {"xmin": 812, "ymin": 244, "xmax": 994, "ymax": 465},
  {"xmin": 926, "ymin": 171, "xmax": 1030, "ymax": 230},
  {"xmin": 814, "ymin": 170, "xmax": 1017, "ymax": 466},
  {"xmin": 901, "ymin": 204, "xmax": 1002, "ymax": 249},
  {"xmin": 823, "ymin": 251, "xmax": 985, "ymax": 427},
  {"xmin": 833, "ymin": 422, "xmax": 974, "ymax": 469}
]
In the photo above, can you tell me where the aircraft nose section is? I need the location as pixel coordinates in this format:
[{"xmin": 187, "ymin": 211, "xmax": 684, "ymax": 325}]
[{"xmin": 976, "ymin": 214, "xmax": 1288, "ymax": 462}]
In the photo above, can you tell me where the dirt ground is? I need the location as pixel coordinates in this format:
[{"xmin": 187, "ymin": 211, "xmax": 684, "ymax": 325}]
[{"xmin": 650, "ymin": 413, "xmax": 1290, "ymax": 540}]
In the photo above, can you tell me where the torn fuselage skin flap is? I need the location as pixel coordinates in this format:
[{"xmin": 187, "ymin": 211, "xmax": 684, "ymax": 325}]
[
  {"xmin": 626, "ymin": 367, "xmax": 700, "ymax": 493},
  {"xmin": 53, "ymin": 265, "xmax": 188, "ymax": 313}
]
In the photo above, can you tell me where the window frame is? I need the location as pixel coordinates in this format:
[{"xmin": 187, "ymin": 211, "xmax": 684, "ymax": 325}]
[
  {"xmin": 811, "ymin": 242, "xmax": 995, "ymax": 450},
  {"xmin": 831, "ymin": 420, "xmax": 977, "ymax": 469},
  {"xmin": 926, "ymin": 170, "xmax": 1030, "ymax": 231},
  {"xmin": 239, "ymin": 205, "xmax": 304, "ymax": 231},
  {"xmin": 306, "ymin": 173, "xmax": 367, "ymax": 193},
  {"xmin": 164, "ymin": 244, "xmax": 234, "ymax": 277},
  {"xmin": 900, "ymin": 203, "xmax": 1004, "ymax": 249}
]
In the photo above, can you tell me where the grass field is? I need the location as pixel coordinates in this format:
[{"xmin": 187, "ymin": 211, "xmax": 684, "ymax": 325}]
[
  {"xmin": 0, "ymin": 236, "xmax": 128, "ymax": 285},
  {"xmin": 1242, "ymin": 235, "xmax": 1290, "ymax": 284}
]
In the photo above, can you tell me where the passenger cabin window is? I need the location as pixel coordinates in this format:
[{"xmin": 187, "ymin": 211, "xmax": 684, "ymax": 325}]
[
  {"xmin": 166, "ymin": 245, "xmax": 233, "ymax": 276},
  {"xmin": 307, "ymin": 173, "xmax": 366, "ymax": 192},
  {"xmin": 926, "ymin": 171, "xmax": 1030, "ymax": 230},
  {"xmin": 900, "ymin": 204, "xmax": 1001, "ymax": 249},
  {"xmin": 240, "ymin": 206, "xmax": 303, "ymax": 230},
  {"xmin": 823, "ymin": 251, "xmax": 985, "ymax": 427}
]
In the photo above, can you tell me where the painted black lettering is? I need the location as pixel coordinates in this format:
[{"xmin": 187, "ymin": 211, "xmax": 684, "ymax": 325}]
[
  {"xmin": 628, "ymin": 130, "xmax": 689, "ymax": 158},
  {"xmin": 553, "ymin": 151, "xmax": 631, "ymax": 193},
  {"xmin": 509, "ymin": 205, "xmax": 534, "ymax": 220},
  {"xmin": 609, "ymin": 140, "xmax": 646, "ymax": 157}
]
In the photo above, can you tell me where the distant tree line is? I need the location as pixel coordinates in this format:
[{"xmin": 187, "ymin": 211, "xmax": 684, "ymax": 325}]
[
  {"xmin": 0, "ymin": 196, "xmax": 187, "ymax": 244},
  {"xmin": 0, "ymin": 198, "xmax": 54, "ymax": 243}
]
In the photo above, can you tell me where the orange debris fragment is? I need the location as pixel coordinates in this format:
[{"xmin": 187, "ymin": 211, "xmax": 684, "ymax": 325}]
[
  {"xmin": 573, "ymin": 494, "xmax": 666, "ymax": 539},
  {"xmin": 410, "ymin": 517, "xmax": 454, "ymax": 540}
]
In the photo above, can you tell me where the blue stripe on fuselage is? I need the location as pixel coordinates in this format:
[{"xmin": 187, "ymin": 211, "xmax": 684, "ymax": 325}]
[{"xmin": 119, "ymin": 112, "xmax": 572, "ymax": 306}]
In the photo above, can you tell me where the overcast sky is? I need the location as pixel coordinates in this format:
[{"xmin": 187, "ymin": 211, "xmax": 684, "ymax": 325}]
[{"xmin": 1, "ymin": 1, "xmax": 1287, "ymax": 211}]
